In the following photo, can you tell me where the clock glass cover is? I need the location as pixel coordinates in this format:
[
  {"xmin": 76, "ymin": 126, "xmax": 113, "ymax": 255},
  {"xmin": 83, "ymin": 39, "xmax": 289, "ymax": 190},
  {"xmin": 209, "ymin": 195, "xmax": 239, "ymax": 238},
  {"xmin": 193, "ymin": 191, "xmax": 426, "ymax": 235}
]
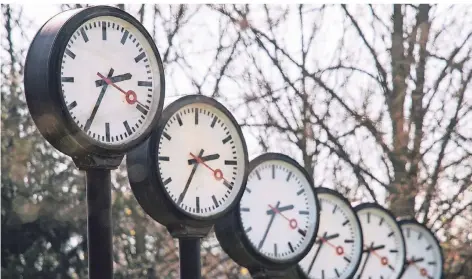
[
  {"xmin": 354, "ymin": 204, "xmax": 406, "ymax": 279},
  {"xmin": 156, "ymin": 96, "xmax": 247, "ymax": 219},
  {"xmin": 399, "ymin": 220, "xmax": 443, "ymax": 279},
  {"xmin": 238, "ymin": 154, "xmax": 319, "ymax": 262},
  {"xmin": 60, "ymin": 16, "xmax": 164, "ymax": 146},
  {"xmin": 298, "ymin": 188, "xmax": 363, "ymax": 279}
]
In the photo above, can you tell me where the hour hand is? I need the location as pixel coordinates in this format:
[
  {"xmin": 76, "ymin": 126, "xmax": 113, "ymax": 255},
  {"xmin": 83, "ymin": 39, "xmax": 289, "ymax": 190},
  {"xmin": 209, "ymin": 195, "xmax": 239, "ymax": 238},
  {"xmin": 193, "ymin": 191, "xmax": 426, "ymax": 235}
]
[
  {"xmin": 410, "ymin": 257, "xmax": 424, "ymax": 264},
  {"xmin": 324, "ymin": 233, "xmax": 340, "ymax": 241},
  {"xmin": 266, "ymin": 204, "xmax": 294, "ymax": 215},
  {"xmin": 363, "ymin": 244, "xmax": 385, "ymax": 253},
  {"xmin": 95, "ymin": 73, "xmax": 132, "ymax": 87},
  {"xmin": 188, "ymin": 153, "xmax": 220, "ymax": 165}
]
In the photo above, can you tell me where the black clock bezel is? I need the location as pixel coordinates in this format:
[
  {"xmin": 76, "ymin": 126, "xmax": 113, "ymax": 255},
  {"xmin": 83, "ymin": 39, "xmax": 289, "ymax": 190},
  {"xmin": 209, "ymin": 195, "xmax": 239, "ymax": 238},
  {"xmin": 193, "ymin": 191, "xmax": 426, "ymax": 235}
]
[
  {"xmin": 397, "ymin": 218, "xmax": 444, "ymax": 279},
  {"xmin": 214, "ymin": 152, "xmax": 320, "ymax": 271},
  {"xmin": 24, "ymin": 5, "xmax": 165, "ymax": 157},
  {"xmin": 295, "ymin": 187, "xmax": 364, "ymax": 279},
  {"xmin": 127, "ymin": 94, "xmax": 249, "ymax": 228},
  {"xmin": 353, "ymin": 202, "xmax": 407, "ymax": 279}
]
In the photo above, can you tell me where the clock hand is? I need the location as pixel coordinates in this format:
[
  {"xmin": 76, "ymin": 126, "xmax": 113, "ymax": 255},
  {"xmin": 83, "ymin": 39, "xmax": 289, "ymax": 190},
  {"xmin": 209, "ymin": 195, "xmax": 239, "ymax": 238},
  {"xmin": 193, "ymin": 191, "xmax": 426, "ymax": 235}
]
[
  {"xmin": 95, "ymin": 73, "xmax": 132, "ymax": 87},
  {"xmin": 370, "ymin": 244, "xmax": 385, "ymax": 251},
  {"xmin": 410, "ymin": 257, "xmax": 424, "ymax": 264},
  {"xmin": 362, "ymin": 244, "xmax": 385, "ymax": 253},
  {"xmin": 357, "ymin": 242, "xmax": 374, "ymax": 278},
  {"xmin": 318, "ymin": 234, "xmax": 345, "ymax": 256},
  {"xmin": 307, "ymin": 232, "xmax": 328, "ymax": 274},
  {"xmin": 190, "ymin": 152, "xmax": 227, "ymax": 182},
  {"xmin": 97, "ymin": 72, "xmax": 145, "ymax": 107},
  {"xmin": 258, "ymin": 201, "xmax": 280, "ymax": 250},
  {"xmin": 323, "ymin": 233, "xmax": 340, "ymax": 241},
  {"xmin": 188, "ymin": 153, "xmax": 220, "ymax": 165},
  {"xmin": 407, "ymin": 257, "xmax": 424, "ymax": 264},
  {"xmin": 364, "ymin": 244, "xmax": 391, "ymax": 269},
  {"xmin": 177, "ymin": 149, "xmax": 204, "ymax": 204},
  {"xmin": 85, "ymin": 68, "xmax": 114, "ymax": 132},
  {"xmin": 265, "ymin": 204, "xmax": 294, "ymax": 215},
  {"xmin": 268, "ymin": 204, "xmax": 300, "ymax": 231},
  {"xmin": 407, "ymin": 258, "xmax": 431, "ymax": 278}
]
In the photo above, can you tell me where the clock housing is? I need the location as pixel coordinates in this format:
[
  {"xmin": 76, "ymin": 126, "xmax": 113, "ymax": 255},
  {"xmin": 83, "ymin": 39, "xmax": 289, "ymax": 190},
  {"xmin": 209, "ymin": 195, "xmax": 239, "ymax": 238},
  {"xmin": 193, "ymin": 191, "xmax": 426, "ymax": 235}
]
[
  {"xmin": 398, "ymin": 219, "xmax": 444, "ymax": 279},
  {"xmin": 127, "ymin": 95, "xmax": 249, "ymax": 229},
  {"xmin": 296, "ymin": 187, "xmax": 363, "ymax": 279},
  {"xmin": 214, "ymin": 153, "xmax": 320, "ymax": 271},
  {"xmin": 24, "ymin": 5, "xmax": 165, "ymax": 158},
  {"xmin": 353, "ymin": 203, "xmax": 406, "ymax": 279}
]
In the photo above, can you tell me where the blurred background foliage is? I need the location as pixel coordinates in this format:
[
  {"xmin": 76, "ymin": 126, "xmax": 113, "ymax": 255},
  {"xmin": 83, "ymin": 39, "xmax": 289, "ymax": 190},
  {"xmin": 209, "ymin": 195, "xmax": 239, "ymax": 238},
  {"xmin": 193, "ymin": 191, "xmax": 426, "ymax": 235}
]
[{"xmin": 1, "ymin": 3, "xmax": 471, "ymax": 279}]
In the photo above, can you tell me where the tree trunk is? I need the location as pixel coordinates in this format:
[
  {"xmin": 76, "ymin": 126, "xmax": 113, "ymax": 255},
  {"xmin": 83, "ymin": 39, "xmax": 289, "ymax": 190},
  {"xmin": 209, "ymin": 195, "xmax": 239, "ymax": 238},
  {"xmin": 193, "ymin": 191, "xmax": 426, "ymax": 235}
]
[{"xmin": 388, "ymin": 4, "xmax": 414, "ymax": 217}]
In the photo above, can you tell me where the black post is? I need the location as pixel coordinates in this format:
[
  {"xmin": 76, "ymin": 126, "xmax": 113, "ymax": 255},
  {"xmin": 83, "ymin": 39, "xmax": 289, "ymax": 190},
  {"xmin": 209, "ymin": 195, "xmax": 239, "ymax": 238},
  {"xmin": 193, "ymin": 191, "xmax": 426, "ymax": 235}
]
[
  {"xmin": 179, "ymin": 238, "xmax": 201, "ymax": 279},
  {"xmin": 86, "ymin": 169, "xmax": 113, "ymax": 279}
]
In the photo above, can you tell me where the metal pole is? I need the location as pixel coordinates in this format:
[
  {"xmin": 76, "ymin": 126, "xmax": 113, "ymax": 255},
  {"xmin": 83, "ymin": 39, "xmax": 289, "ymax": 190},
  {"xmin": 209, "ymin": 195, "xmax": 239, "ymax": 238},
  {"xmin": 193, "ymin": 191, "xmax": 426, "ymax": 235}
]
[
  {"xmin": 86, "ymin": 169, "xmax": 113, "ymax": 279},
  {"xmin": 179, "ymin": 238, "xmax": 201, "ymax": 279}
]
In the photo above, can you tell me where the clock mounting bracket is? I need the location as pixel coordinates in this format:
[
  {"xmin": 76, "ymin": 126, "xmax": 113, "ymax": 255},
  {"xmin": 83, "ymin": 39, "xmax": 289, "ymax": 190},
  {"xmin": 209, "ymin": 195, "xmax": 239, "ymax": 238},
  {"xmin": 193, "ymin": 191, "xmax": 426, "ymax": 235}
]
[
  {"xmin": 72, "ymin": 154, "xmax": 124, "ymax": 170},
  {"xmin": 250, "ymin": 267, "xmax": 292, "ymax": 279},
  {"xmin": 166, "ymin": 223, "xmax": 213, "ymax": 239}
]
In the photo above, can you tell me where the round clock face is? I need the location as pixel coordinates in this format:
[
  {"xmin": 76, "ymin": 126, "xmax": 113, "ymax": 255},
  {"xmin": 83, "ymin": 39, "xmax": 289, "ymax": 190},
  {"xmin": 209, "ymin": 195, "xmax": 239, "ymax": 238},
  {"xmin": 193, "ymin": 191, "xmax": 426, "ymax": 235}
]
[
  {"xmin": 400, "ymin": 221, "xmax": 443, "ymax": 279},
  {"xmin": 60, "ymin": 15, "xmax": 163, "ymax": 146},
  {"xmin": 298, "ymin": 189, "xmax": 363, "ymax": 279},
  {"xmin": 354, "ymin": 205, "xmax": 406, "ymax": 279},
  {"xmin": 238, "ymin": 156, "xmax": 319, "ymax": 262},
  {"xmin": 156, "ymin": 98, "xmax": 247, "ymax": 219}
]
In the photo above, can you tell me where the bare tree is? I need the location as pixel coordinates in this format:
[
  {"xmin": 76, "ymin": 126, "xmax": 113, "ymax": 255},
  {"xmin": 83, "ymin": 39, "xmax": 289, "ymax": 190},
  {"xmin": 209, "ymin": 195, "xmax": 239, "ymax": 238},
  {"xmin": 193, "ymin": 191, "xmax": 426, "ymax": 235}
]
[
  {"xmin": 208, "ymin": 4, "xmax": 472, "ymax": 278},
  {"xmin": 4, "ymin": 3, "xmax": 470, "ymax": 278}
]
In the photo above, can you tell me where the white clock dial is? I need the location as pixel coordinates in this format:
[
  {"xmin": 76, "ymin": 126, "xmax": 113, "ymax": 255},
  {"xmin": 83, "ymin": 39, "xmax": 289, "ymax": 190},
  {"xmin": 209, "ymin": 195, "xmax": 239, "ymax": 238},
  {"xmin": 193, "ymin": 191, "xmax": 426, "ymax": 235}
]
[
  {"xmin": 400, "ymin": 222, "xmax": 443, "ymax": 279},
  {"xmin": 354, "ymin": 206, "xmax": 406, "ymax": 279},
  {"xmin": 299, "ymin": 190, "xmax": 363, "ymax": 279},
  {"xmin": 60, "ymin": 16, "xmax": 163, "ymax": 145},
  {"xmin": 157, "ymin": 102, "xmax": 246, "ymax": 218},
  {"xmin": 239, "ymin": 159, "xmax": 318, "ymax": 261}
]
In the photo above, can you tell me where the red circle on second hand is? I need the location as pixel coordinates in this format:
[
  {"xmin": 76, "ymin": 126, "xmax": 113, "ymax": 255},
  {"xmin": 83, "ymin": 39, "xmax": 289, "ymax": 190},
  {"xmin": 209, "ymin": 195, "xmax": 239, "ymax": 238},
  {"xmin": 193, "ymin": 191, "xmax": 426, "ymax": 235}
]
[
  {"xmin": 289, "ymin": 219, "xmax": 298, "ymax": 229},
  {"xmin": 336, "ymin": 246, "xmax": 344, "ymax": 255},
  {"xmin": 381, "ymin": 257, "xmax": 388, "ymax": 266},
  {"xmin": 126, "ymin": 90, "xmax": 137, "ymax": 104},
  {"xmin": 214, "ymin": 169, "xmax": 223, "ymax": 181},
  {"xmin": 420, "ymin": 268, "xmax": 427, "ymax": 277}
]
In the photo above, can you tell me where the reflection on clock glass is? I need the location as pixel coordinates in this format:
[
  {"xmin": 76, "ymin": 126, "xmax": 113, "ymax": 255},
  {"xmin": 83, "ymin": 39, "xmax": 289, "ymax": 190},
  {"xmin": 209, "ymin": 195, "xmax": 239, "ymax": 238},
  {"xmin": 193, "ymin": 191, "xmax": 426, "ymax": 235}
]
[
  {"xmin": 60, "ymin": 16, "xmax": 162, "ymax": 145},
  {"xmin": 157, "ymin": 102, "xmax": 246, "ymax": 218},
  {"xmin": 239, "ymin": 159, "xmax": 318, "ymax": 261}
]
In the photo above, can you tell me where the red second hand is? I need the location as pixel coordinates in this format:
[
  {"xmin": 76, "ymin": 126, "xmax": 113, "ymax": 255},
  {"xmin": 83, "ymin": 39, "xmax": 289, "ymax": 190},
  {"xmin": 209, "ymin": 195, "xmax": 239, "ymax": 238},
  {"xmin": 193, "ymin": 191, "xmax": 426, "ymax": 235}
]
[
  {"xmin": 408, "ymin": 259, "xmax": 431, "ymax": 278},
  {"xmin": 268, "ymin": 205, "xmax": 298, "ymax": 229},
  {"xmin": 97, "ymin": 72, "xmax": 141, "ymax": 105},
  {"xmin": 319, "ymin": 237, "xmax": 344, "ymax": 256},
  {"xmin": 365, "ymin": 245, "xmax": 390, "ymax": 267},
  {"xmin": 190, "ymin": 153, "xmax": 226, "ymax": 182}
]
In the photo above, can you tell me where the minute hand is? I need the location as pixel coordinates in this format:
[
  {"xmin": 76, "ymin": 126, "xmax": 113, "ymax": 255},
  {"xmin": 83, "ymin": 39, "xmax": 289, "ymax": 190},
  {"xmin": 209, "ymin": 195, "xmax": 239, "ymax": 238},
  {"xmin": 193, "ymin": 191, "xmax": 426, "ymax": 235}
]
[
  {"xmin": 258, "ymin": 201, "xmax": 280, "ymax": 250},
  {"xmin": 85, "ymin": 68, "xmax": 114, "ymax": 132},
  {"xmin": 177, "ymin": 149, "xmax": 204, "ymax": 204}
]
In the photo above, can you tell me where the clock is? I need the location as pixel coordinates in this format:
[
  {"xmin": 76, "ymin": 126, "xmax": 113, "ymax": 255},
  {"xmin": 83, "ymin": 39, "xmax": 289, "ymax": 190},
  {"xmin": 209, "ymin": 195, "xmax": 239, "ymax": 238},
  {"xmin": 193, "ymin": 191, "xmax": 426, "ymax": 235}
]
[
  {"xmin": 126, "ymin": 94, "xmax": 249, "ymax": 229},
  {"xmin": 24, "ymin": 5, "xmax": 165, "ymax": 158},
  {"xmin": 353, "ymin": 203, "xmax": 406, "ymax": 279},
  {"xmin": 398, "ymin": 219, "xmax": 444, "ymax": 279},
  {"xmin": 214, "ymin": 153, "xmax": 320, "ymax": 272},
  {"xmin": 296, "ymin": 187, "xmax": 363, "ymax": 279}
]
